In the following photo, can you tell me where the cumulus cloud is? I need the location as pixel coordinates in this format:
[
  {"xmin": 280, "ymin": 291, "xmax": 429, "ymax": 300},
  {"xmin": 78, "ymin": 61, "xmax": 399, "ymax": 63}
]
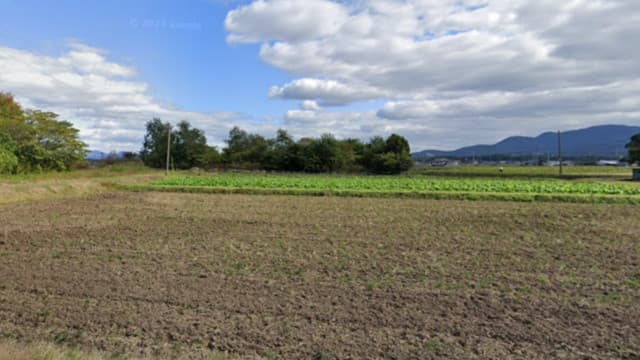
[
  {"xmin": 4, "ymin": 1, "xmax": 639, "ymax": 153},
  {"xmin": 63, "ymin": 43, "xmax": 137, "ymax": 78},
  {"xmin": 225, "ymin": 0, "xmax": 348, "ymax": 43},
  {"xmin": 269, "ymin": 78, "xmax": 384, "ymax": 105},
  {"xmin": 300, "ymin": 100, "xmax": 321, "ymax": 111},
  {"xmin": 283, "ymin": 109, "xmax": 383, "ymax": 139},
  {"xmin": 0, "ymin": 44, "xmax": 244, "ymax": 151},
  {"xmin": 226, "ymin": 0, "xmax": 640, "ymax": 150}
]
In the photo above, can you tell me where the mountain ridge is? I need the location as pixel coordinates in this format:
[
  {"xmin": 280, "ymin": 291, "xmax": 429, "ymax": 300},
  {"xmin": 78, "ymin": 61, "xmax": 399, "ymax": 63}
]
[{"xmin": 412, "ymin": 124, "xmax": 640, "ymax": 159}]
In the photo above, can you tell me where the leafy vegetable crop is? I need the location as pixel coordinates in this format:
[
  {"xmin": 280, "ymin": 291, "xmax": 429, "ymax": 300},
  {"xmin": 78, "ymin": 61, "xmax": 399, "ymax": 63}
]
[{"xmin": 151, "ymin": 173, "xmax": 640, "ymax": 196}]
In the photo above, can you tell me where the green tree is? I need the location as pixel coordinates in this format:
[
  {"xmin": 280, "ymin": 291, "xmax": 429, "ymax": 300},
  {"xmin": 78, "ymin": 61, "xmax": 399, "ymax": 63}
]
[
  {"xmin": 382, "ymin": 134, "xmax": 413, "ymax": 173},
  {"xmin": 0, "ymin": 93, "xmax": 21, "ymax": 173},
  {"xmin": 300, "ymin": 134, "xmax": 342, "ymax": 173},
  {"xmin": 361, "ymin": 136, "xmax": 386, "ymax": 173},
  {"xmin": 361, "ymin": 134, "xmax": 413, "ymax": 174},
  {"xmin": 0, "ymin": 132, "xmax": 18, "ymax": 174},
  {"xmin": 0, "ymin": 92, "xmax": 23, "ymax": 124},
  {"xmin": 140, "ymin": 118, "xmax": 172, "ymax": 168},
  {"xmin": 385, "ymin": 134, "xmax": 410, "ymax": 155},
  {"xmin": 336, "ymin": 138, "xmax": 364, "ymax": 172},
  {"xmin": 172, "ymin": 120, "xmax": 209, "ymax": 169},
  {"xmin": 196, "ymin": 146, "xmax": 222, "ymax": 169},
  {"xmin": 23, "ymin": 110, "xmax": 87, "ymax": 171},
  {"xmin": 215, "ymin": 126, "xmax": 413, "ymax": 174},
  {"xmin": 0, "ymin": 92, "xmax": 29, "ymax": 145},
  {"xmin": 222, "ymin": 127, "xmax": 269, "ymax": 168},
  {"xmin": 627, "ymin": 133, "xmax": 640, "ymax": 164},
  {"xmin": 1, "ymin": 93, "xmax": 86, "ymax": 172},
  {"xmin": 265, "ymin": 129, "xmax": 298, "ymax": 171},
  {"xmin": 141, "ymin": 119, "xmax": 216, "ymax": 170}
]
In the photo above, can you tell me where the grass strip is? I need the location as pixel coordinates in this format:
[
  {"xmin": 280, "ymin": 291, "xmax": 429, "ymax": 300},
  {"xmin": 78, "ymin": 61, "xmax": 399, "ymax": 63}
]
[{"xmin": 113, "ymin": 183, "xmax": 640, "ymax": 204}]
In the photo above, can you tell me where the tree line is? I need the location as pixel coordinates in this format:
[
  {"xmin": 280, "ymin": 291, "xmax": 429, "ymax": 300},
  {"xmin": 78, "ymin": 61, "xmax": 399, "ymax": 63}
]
[
  {"xmin": 141, "ymin": 119, "xmax": 414, "ymax": 174},
  {"xmin": 0, "ymin": 93, "xmax": 86, "ymax": 174},
  {"xmin": 3, "ymin": 90, "xmax": 638, "ymax": 175}
]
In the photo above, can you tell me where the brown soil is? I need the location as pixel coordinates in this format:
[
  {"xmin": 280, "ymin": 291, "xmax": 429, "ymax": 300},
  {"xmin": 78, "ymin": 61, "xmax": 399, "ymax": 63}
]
[{"xmin": 0, "ymin": 192, "xmax": 638, "ymax": 359}]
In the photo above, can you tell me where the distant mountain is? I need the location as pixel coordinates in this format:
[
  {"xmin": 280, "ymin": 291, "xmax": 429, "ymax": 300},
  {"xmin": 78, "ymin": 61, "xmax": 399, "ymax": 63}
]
[
  {"xmin": 86, "ymin": 150, "xmax": 107, "ymax": 161},
  {"xmin": 85, "ymin": 150, "xmax": 129, "ymax": 161},
  {"xmin": 413, "ymin": 125, "xmax": 640, "ymax": 159}
]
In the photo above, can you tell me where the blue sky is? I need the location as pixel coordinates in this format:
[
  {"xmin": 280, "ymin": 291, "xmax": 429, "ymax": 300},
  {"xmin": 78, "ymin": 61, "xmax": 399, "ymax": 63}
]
[
  {"xmin": 0, "ymin": 0, "xmax": 291, "ymax": 116},
  {"xmin": 1, "ymin": 0, "xmax": 638, "ymax": 151}
]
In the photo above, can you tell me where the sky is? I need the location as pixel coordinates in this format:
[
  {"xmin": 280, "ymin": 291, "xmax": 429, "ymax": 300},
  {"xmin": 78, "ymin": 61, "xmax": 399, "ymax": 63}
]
[{"xmin": 1, "ymin": 0, "xmax": 639, "ymax": 152}]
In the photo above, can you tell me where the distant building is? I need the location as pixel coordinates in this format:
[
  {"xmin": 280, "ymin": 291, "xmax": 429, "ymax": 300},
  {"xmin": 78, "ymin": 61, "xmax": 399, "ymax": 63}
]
[
  {"xmin": 597, "ymin": 160, "xmax": 628, "ymax": 167},
  {"xmin": 428, "ymin": 158, "xmax": 460, "ymax": 167},
  {"xmin": 430, "ymin": 158, "xmax": 449, "ymax": 167},
  {"xmin": 545, "ymin": 160, "xmax": 575, "ymax": 167}
]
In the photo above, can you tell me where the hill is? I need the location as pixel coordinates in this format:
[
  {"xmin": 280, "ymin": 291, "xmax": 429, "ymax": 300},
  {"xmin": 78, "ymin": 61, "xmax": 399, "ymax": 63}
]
[{"xmin": 413, "ymin": 125, "xmax": 640, "ymax": 160}]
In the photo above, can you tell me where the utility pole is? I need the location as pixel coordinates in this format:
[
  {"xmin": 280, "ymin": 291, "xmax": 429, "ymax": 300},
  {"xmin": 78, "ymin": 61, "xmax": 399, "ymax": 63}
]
[
  {"xmin": 165, "ymin": 123, "xmax": 171, "ymax": 176},
  {"xmin": 557, "ymin": 130, "xmax": 563, "ymax": 177}
]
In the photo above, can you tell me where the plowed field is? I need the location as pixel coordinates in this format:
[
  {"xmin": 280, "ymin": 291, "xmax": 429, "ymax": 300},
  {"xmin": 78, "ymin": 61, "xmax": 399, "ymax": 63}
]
[{"xmin": 0, "ymin": 192, "xmax": 638, "ymax": 358}]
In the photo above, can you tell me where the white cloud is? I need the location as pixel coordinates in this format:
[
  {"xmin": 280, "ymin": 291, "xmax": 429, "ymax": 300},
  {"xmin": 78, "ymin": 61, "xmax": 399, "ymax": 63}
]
[
  {"xmin": 0, "ymin": 44, "xmax": 244, "ymax": 151},
  {"xmin": 225, "ymin": 0, "xmax": 349, "ymax": 43},
  {"xmin": 282, "ymin": 109, "xmax": 383, "ymax": 139},
  {"xmin": 226, "ymin": 0, "xmax": 640, "ymax": 150},
  {"xmin": 62, "ymin": 43, "xmax": 136, "ymax": 78},
  {"xmin": 269, "ymin": 78, "xmax": 384, "ymax": 105},
  {"xmin": 3, "ymin": 1, "xmax": 639, "ymax": 153},
  {"xmin": 300, "ymin": 100, "xmax": 321, "ymax": 111}
]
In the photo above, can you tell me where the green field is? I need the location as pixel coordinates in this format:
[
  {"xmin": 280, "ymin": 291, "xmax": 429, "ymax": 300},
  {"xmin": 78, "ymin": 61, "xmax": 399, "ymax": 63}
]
[
  {"xmin": 132, "ymin": 169, "xmax": 640, "ymax": 204},
  {"xmin": 411, "ymin": 164, "xmax": 633, "ymax": 178},
  {"xmin": 151, "ymin": 173, "xmax": 640, "ymax": 195}
]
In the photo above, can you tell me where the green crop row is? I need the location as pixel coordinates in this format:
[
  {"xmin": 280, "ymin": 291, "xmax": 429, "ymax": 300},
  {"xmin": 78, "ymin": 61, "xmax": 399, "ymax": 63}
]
[{"xmin": 149, "ymin": 173, "xmax": 640, "ymax": 196}]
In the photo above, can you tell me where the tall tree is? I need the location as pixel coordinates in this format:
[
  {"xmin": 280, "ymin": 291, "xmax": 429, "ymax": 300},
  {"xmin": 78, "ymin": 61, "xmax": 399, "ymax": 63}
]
[
  {"xmin": 0, "ymin": 93, "xmax": 22, "ymax": 173},
  {"xmin": 300, "ymin": 134, "xmax": 342, "ymax": 173},
  {"xmin": 362, "ymin": 134, "xmax": 413, "ymax": 174},
  {"xmin": 222, "ymin": 126, "xmax": 269, "ymax": 168},
  {"xmin": 338, "ymin": 138, "xmax": 365, "ymax": 172},
  {"xmin": 140, "ymin": 119, "xmax": 215, "ymax": 169},
  {"xmin": 172, "ymin": 120, "xmax": 208, "ymax": 169},
  {"xmin": 23, "ymin": 110, "xmax": 87, "ymax": 171},
  {"xmin": 385, "ymin": 134, "xmax": 410, "ymax": 155},
  {"xmin": 196, "ymin": 145, "xmax": 222, "ymax": 169},
  {"xmin": 0, "ymin": 92, "xmax": 30, "ymax": 145},
  {"xmin": 0, "ymin": 92, "xmax": 23, "ymax": 123},
  {"xmin": 1, "ymin": 93, "xmax": 86, "ymax": 173},
  {"xmin": 266, "ymin": 129, "xmax": 299, "ymax": 171},
  {"xmin": 140, "ymin": 118, "xmax": 172, "ymax": 169}
]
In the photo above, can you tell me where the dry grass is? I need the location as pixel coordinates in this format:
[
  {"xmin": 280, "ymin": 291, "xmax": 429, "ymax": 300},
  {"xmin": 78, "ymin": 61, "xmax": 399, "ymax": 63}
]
[
  {"xmin": 0, "ymin": 341, "xmax": 240, "ymax": 360},
  {"xmin": 0, "ymin": 341, "xmax": 104, "ymax": 360},
  {"xmin": 0, "ymin": 173, "xmax": 162, "ymax": 205},
  {"xmin": 0, "ymin": 179, "xmax": 108, "ymax": 205}
]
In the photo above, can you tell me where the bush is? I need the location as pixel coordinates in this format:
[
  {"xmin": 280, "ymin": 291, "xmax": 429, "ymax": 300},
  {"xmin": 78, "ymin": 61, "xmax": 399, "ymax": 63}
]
[{"xmin": 0, "ymin": 145, "xmax": 18, "ymax": 174}]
